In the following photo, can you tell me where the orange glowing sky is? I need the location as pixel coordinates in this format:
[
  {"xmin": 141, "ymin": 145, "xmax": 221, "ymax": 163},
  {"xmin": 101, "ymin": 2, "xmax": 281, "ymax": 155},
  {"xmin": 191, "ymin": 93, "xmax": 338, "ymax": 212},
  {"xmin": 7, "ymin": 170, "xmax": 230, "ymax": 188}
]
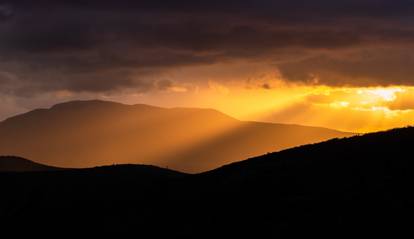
[
  {"xmin": 120, "ymin": 85, "xmax": 414, "ymax": 133},
  {"xmin": 67, "ymin": 62, "xmax": 414, "ymax": 133},
  {"xmin": 57, "ymin": 60, "xmax": 404, "ymax": 133},
  {"xmin": 1, "ymin": 60, "xmax": 414, "ymax": 133}
]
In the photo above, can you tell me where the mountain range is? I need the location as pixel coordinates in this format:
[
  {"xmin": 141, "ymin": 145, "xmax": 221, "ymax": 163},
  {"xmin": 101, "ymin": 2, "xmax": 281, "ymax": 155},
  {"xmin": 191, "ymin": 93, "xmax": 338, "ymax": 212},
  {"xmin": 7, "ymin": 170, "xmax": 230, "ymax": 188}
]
[{"xmin": 0, "ymin": 100, "xmax": 351, "ymax": 172}]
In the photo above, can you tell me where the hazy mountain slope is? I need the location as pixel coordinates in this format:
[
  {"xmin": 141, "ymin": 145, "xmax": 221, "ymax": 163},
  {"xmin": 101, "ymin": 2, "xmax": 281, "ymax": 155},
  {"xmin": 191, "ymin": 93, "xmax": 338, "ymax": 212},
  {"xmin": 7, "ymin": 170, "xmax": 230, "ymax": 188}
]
[
  {"xmin": 0, "ymin": 156, "xmax": 62, "ymax": 172},
  {"xmin": 0, "ymin": 100, "xmax": 352, "ymax": 172},
  {"xmin": 162, "ymin": 121, "xmax": 351, "ymax": 172},
  {"xmin": 0, "ymin": 127, "xmax": 413, "ymax": 237}
]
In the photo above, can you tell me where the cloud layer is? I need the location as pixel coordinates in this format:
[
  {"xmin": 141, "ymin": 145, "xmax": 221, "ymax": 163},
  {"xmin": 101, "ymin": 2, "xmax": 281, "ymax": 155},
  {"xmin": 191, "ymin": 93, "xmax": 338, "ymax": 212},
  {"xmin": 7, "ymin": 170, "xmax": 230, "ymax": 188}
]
[{"xmin": 1, "ymin": 0, "xmax": 414, "ymax": 97}]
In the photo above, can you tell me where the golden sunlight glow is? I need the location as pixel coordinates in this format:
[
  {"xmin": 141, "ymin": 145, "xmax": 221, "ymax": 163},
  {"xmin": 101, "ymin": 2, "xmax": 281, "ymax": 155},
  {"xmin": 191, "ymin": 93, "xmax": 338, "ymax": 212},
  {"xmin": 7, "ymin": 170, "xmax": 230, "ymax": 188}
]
[
  {"xmin": 262, "ymin": 85, "xmax": 414, "ymax": 133},
  {"xmin": 361, "ymin": 87, "xmax": 404, "ymax": 102},
  {"xmin": 101, "ymin": 62, "xmax": 414, "ymax": 134}
]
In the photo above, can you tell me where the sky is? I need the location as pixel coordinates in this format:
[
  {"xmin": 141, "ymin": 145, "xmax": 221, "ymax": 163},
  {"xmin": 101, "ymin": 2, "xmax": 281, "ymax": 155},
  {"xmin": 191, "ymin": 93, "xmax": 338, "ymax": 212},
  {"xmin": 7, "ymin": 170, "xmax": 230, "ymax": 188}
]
[{"xmin": 1, "ymin": 0, "xmax": 414, "ymax": 132}]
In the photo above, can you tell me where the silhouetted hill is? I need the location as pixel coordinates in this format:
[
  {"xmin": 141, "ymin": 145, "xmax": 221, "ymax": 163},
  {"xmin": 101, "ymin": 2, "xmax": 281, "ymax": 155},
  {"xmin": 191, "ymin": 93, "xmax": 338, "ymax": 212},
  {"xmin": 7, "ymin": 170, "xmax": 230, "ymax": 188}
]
[
  {"xmin": 70, "ymin": 164, "xmax": 187, "ymax": 179},
  {"xmin": 0, "ymin": 156, "xmax": 62, "ymax": 172},
  {"xmin": 1, "ymin": 127, "xmax": 414, "ymax": 237},
  {"xmin": 0, "ymin": 100, "xmax": 351, "ymax": 172}
]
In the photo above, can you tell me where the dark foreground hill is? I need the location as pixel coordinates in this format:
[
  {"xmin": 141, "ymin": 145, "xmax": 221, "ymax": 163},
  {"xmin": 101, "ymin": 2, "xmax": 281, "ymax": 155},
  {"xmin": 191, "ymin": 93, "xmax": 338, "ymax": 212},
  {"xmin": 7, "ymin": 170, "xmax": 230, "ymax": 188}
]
[
  {"xmin": 0, "ymin": 156, "xmax": 62, "ymax": 172},
  {"xmin": 1, "ymin": 127, "xmax": 414, "ymax": 237},
  {"xmin": 0, "ymin": 100, "xmax": 351, "ymax": 173}
]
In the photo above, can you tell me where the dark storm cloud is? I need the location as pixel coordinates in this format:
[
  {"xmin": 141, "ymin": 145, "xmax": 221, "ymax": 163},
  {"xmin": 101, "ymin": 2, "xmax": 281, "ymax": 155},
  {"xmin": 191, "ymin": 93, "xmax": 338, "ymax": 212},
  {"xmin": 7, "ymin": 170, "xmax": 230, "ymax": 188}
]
[
  {"xmin": 2, "ymin": 0, "xmax": 414, "ymax": 95},
  {"xmin": 0, "ymin": 4, "xmax": 13, "ymax": 21},
  {"xmin": 277, "ymin": 48, "xmax": 414, "ymax": 86}
]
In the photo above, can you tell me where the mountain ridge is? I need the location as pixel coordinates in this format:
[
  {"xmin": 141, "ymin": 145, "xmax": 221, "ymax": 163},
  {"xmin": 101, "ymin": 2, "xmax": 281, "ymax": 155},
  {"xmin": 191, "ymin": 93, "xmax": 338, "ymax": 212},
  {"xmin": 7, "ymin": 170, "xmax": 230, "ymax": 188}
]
[{"xmin": 0, "ymin": 100, "xmax": 352, "ymax": 172}]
